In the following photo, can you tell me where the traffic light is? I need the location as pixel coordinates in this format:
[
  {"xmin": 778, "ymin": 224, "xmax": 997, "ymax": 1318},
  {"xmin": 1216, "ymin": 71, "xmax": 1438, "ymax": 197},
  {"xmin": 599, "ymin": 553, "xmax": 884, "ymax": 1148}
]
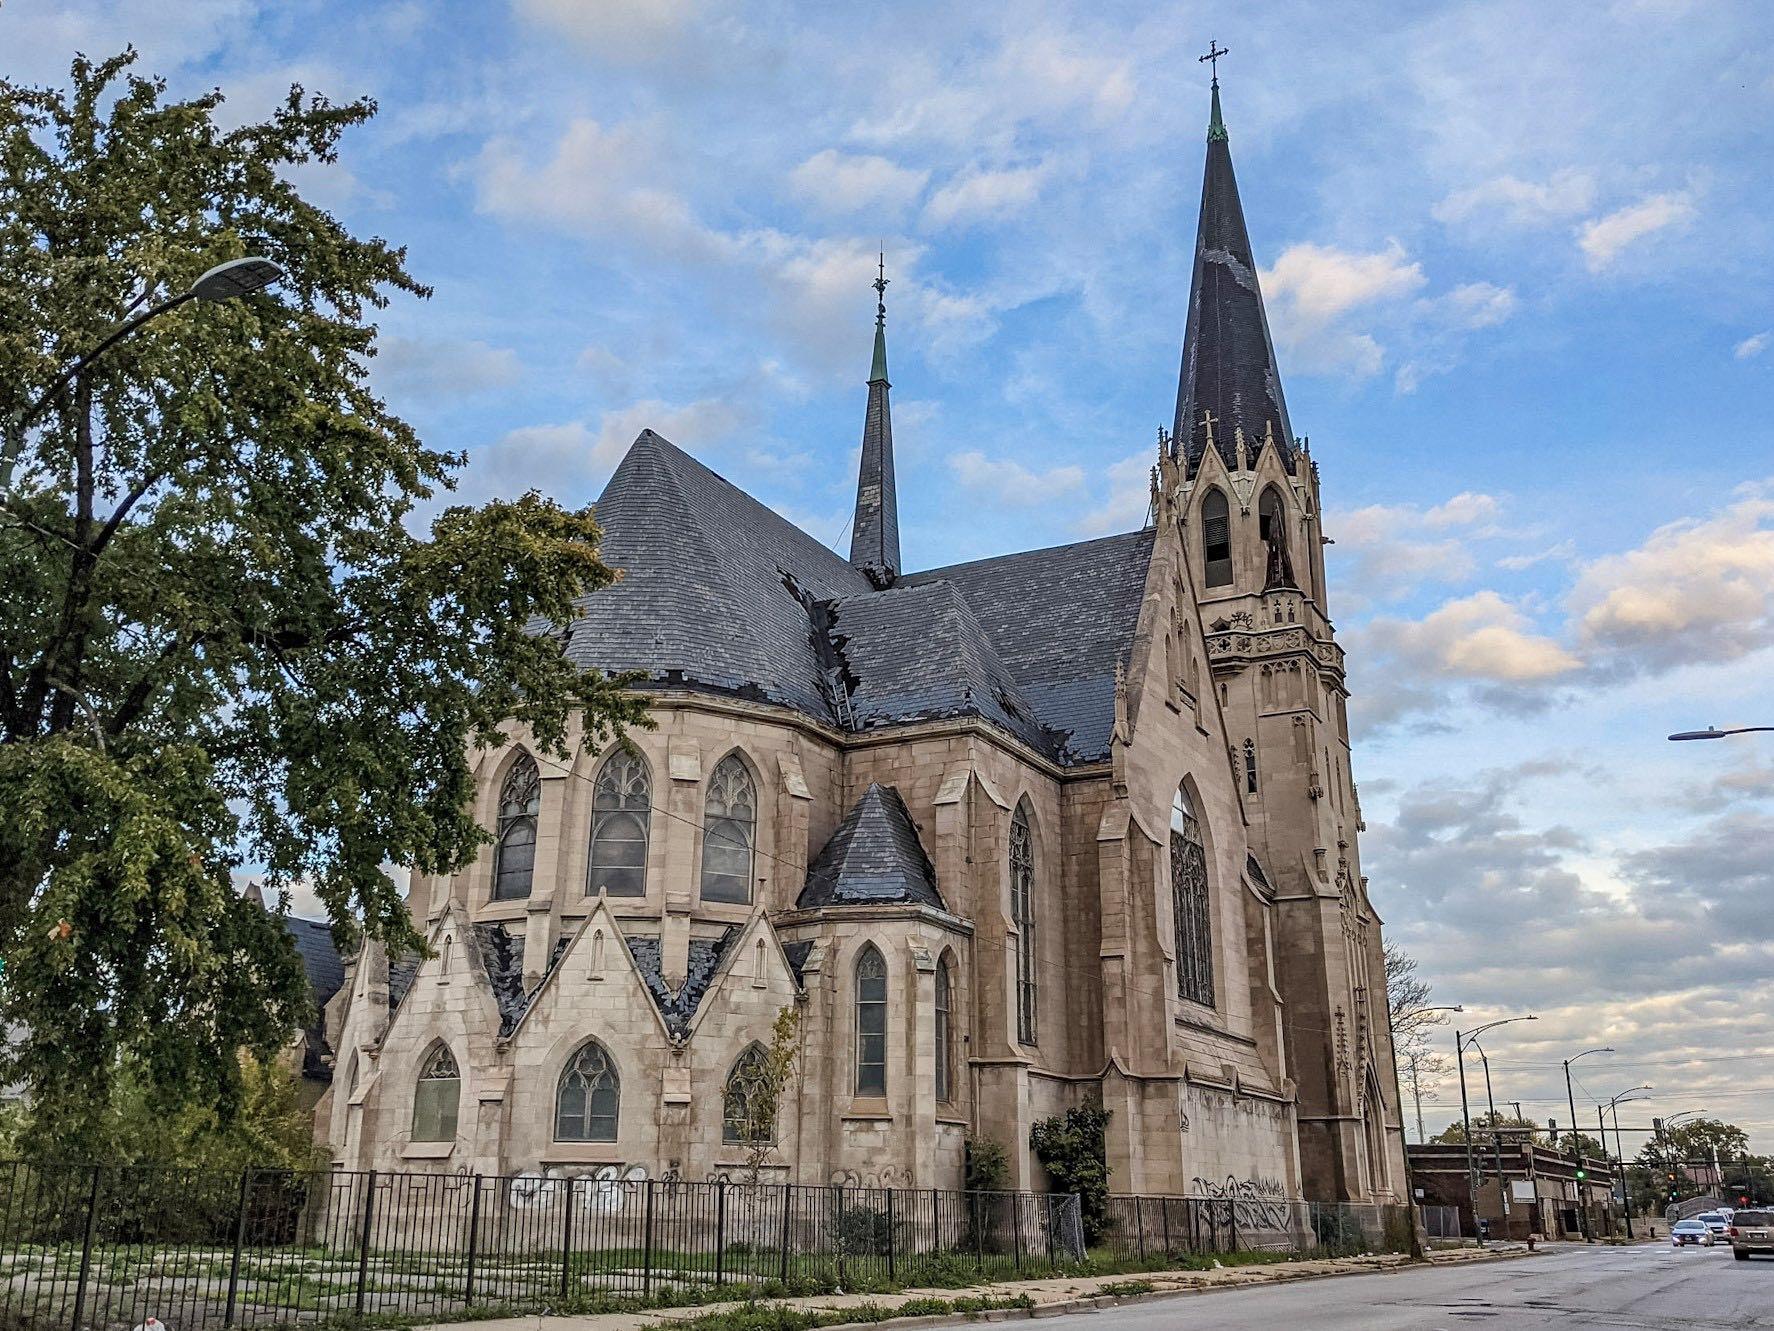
[{"xmin": 1575, "ymin": 1168, "xmax": 1587, "ymax": 1180}]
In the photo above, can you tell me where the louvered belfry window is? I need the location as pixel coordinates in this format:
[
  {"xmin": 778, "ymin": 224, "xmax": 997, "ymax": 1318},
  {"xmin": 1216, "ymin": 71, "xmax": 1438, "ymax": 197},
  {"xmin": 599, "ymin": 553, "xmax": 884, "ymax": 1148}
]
[
  {"xmin": 1010, "ymin": 802, "xmax": 1038, "ymax": 1045},
  {"xmin": 589, "ymin": 751, "xmax": 651, "ymax": 897},
  {"xmin": 1171, "ymin": 785, "xmax": 1215, "ymax": 1007},
  {"xmin": 1202, "ymin": 489, "xmax": 1233, "ymax": 587},
  {"xmin": 493, "ymin": 753, "xmax": 541, "ymax": 900}
]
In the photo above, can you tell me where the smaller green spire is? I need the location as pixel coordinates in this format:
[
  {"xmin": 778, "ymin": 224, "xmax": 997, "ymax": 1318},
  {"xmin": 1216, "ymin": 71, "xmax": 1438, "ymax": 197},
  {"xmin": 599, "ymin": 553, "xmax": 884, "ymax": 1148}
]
[
  {"xmin": 1200, "ymin": 40, "xmax": 1229, "ymax": 142},
  {"xmin": 869, "ymin": 252, "xmax": 890, "ymax": 384}
]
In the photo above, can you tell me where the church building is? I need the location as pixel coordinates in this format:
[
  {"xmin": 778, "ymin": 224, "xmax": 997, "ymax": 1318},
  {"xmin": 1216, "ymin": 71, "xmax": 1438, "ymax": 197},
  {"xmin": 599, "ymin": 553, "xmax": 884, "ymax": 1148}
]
[{"xmin": 317, "ymin": 79, "xmax": 1407, "ymax": 1206}]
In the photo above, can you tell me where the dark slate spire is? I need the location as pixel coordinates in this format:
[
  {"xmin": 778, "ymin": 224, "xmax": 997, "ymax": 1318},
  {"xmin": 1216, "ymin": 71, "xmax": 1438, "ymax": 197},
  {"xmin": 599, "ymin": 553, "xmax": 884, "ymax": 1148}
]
[
  {"xmin": 798, "ymin": 783, "xmax": 944, "ymax": 910},
  {"xmin": 849, "ymin": 256, "xmax": 901, "ymax": 588},
  {"xmin": 1172, "ymin": 73, "xmax": 1296, "ymax": 476}
]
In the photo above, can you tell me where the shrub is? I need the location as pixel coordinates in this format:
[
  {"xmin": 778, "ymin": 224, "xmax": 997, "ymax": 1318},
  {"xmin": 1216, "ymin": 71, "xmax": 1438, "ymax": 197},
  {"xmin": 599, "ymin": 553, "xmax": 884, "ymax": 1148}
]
[{"xmin": 1030, "ymin": 1106, "xmax": 1110, "ymax": 1244}]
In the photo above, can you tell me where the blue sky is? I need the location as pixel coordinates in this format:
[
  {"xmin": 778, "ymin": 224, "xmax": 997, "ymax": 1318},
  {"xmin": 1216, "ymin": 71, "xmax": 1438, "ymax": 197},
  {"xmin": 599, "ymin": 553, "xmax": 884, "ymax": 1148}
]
[{"xmin": 9, "ymin": 0, "xmax": 1773, "ymax": 1150}]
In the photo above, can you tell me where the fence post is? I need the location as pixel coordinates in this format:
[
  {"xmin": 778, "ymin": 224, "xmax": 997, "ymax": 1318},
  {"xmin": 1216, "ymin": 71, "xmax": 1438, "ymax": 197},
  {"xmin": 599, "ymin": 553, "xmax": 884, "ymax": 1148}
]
[
  {"xmin": 1135, "ymin": 1195, "xmax": 1146, "ymax": 1262},
  {"xmin": 354, "ymin": 1170, "xmax": 377, "ymax": 1319},
  {"xmin": 1044, "ymin": 1194, "xmax": 1056, "ymax": 1265},
  {"xmin": 931, "ymin": 1188, "xmax": 941, "ymax": 1256},
  {"xmin": 69, "ymin": 1166, "xmax": 101, "ymax": 1331},
  {"xmin": 886, "ymin": 1188, "xmax": 896, "ymax": 1280},
  {"xmin": 464, "ymin": 1175, "xmax": 482, "ymax": 1306},
  {"xmin": 972, "ymin": 1192, "xmax": 983, "ymax": 1270},
  {"xmin": 1012, "ymin": 1194, "xmax": 1024, "ymax": 1273},
  {"xmin": 1161, "ymin": 1196, "xmax": 1172, "ymax": 1258},
  {"xmin": 641, "ymin": 1178, "xmax": 656, "ymax": 1299},
  {"xmin": 224, "ymin": 1165, "xmax": 252, "ymax": 1327},
  {"xmin": 1228, "ymin": 1198, "xmax": 1240, "ymax": 1253},
  {"xmin": 715, "ymin": 1180, "xmax": 727, "ymax": 1287},
  {"xmin": 559, "ymin": 1175, "xmax": 576, "ymax": 1301},
  {"xmin": 779, "ymin": 1184, "xmax": 793, "ymax": 1285}
]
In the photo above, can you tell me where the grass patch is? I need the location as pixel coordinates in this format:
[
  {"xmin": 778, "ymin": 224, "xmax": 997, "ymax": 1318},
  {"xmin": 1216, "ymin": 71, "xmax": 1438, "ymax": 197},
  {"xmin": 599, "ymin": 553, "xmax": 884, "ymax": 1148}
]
[{"xmin": 1097, "ymin": 1279, "xmax": 1156, "ymax": 1295}]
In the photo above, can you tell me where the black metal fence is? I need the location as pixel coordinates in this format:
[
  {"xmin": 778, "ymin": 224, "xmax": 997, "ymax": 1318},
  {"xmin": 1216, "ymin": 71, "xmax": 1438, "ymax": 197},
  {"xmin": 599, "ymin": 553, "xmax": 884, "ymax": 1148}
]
[
  {"xmin": 1096, "ymin": 1192, "xmax": 1416, "ymax": 1263},
  {"xmin": 0, "ymin": 1163, "xmax": 1082, "ymax": 1330}
]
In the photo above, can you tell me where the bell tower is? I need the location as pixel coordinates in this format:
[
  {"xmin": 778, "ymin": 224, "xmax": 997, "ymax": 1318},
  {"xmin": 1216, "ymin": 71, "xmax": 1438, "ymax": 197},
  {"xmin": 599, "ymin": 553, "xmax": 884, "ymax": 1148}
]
[{"xmin": 1169, "ymin": 61, "xmax": 1406, "ymax": 1203}]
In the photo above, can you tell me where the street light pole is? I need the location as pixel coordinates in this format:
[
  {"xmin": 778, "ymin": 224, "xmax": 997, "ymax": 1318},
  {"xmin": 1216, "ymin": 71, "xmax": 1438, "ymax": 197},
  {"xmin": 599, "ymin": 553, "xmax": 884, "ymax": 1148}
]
[
  {"xmin": 1474, "ymin": 1042, "xmax": 1508, "ymax": 1222},
  {"xmin": 2, "ymin": 256, "xmax": 282, "ymax": 493},
  {"xmin": 1562, "ymin": 1047, "xmax": 1613, "ymax": 1243},
  {"xmin": 1668, "ymin": 726, "xmax": 1774, "ymax": 741},
  {"xmin": 1456, "ymin": 1028, "xmax": 1478, "ymax": 1238},
  {"xmin": 1600, "ymin": 1086, "xmax": 1650, "ymax": 1240}
]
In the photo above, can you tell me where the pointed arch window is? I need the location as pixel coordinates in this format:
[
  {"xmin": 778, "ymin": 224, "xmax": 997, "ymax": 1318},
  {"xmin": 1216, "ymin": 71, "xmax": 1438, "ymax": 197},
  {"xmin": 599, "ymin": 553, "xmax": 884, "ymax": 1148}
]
[
  {"xmin": 493, "ymin": 753, "xmax": 541, "ymax": 901},
  {"xmin": 1010, "ymin": 802, "xmax": 1038, "ymax": 1046},
  {"xmin": 934, "ymin": 953, "xmax": 955, "ymax": 1104},
  {"xmin": 700, "ymin": 755, "xmax": 756, "ymax": 904},
  {"xmin": 1202, "ymin": 489, "xmax": 1233, "ymax": 588},
  {"xmin": 722, "ymin": 1044, "xmax": 775, "ymax": 1145},
  {"xmin": 411, "ymin": 1043, "xmax": 460, "ymax": 1143},
  {"xmin": 1171, "ymin": 786, "xmax": 1215, "ymax": 1007},
  {"xmin": 1258, "ymin": 487, "xmax": 1297, "ymax": 589},
  {"xmin": 1243, "ymin": 738, "xmax": 1259, "ymax": 794},
  {"xmin": 555, "ymin": 1040, "xmax": 620, "ymax": 1141},
  {"xmin": 855, "ymin": 944, "xmax": 888, "ymax": 1096},
  {"xmin": 589, "ymin": 751, "xmax": 651, "ymax": 897}
]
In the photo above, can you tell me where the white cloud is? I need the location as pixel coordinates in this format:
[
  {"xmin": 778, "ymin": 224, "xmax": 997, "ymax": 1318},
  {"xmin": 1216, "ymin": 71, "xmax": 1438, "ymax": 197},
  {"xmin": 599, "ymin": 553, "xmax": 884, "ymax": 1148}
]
[
  {"xmin": 1327, "ymin": 494, "xmax": 1502, "ymax": 606},
  {"xmin": 1735, "ymin": 332, "xmax": 1771, "ymax": 361},
  {"xmin": 788, "ymin": 150, "xmax": 928, "ymax": 217},
  {"xmin": 1260, "ymin": 241, "xmax": 1426, "ymax": 376},
  {"xmin": 1568, "ymin": 484, "xmax": 1774, "ymax": 667},
  {"xmin": 1440, "ymin": 281, "xmax": 1518, "ymax": 330},
  {"xmin": 1077, "ymin": 451, "xmax": 1153, "ymax": 536},
  {"xmin": 1577, "ymin": 192, "xmax": 1696, "ymax": 271},
  {"xmin": 948, "ymin": 450, "xmax": 1085, "ymax": 507},
  {"xmin": 1424, "ymin": 491, "xmax": 1503, "ymax": 529},
  {"xmin": 922, "ymin": 163, "xmax": 1049, "ymax": 229},
  {"xmin": 1433, "ymin": 170, "xmax": 1596, "ymax": 227},
  {"xmin": 1496, "ymin": 539, "xmax": 1576, "ymax": 572},
  {"xmin": 375, "ymin": 336, "xmax": 522, "ymax": 400},
  {"xmin": 1362, "ymin": 590, "xmax": 1582, "ymax": 684},
  {"xmin": 511, "ymin": 0, "xmax": 695, "ymax": 62}
]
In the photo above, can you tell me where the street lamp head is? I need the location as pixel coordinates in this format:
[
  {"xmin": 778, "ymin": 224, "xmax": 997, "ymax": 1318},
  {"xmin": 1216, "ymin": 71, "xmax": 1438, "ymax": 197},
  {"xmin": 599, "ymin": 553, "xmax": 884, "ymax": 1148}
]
[
  {"xmin": 190, "ymin": 257, "xmax": 282, "ymax": 302},
  {"xmin": 1669, "ymin": 728, "xmax": 1726, "ymax": 741}
]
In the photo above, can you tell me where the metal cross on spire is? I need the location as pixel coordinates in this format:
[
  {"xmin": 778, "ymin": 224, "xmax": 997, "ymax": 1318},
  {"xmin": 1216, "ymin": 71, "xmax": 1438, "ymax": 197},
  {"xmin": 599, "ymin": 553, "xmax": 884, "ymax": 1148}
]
[
  {"xmin": 873, "ymin": 251, "xmax": 889, "ymax": 327},
  {"xmin": 1199, "ymin": 40, "xmax": 1228, "ymax": 85}
]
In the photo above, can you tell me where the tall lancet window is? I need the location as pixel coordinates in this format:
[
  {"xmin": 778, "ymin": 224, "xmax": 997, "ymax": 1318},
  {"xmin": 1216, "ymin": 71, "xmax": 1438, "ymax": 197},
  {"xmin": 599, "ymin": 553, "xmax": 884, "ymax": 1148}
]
[
  {"xmin": 700, "ymin": 754, "xmax": 756, "ymax": 904},
  {"xmin": 493, "ymin": 753, "xmax": 541, "ymax": 900},
  {"xmin": 1258, "ymin": 487, "xmax": 1297, "ymax": 589},
  {"xmin": 411, "ymin": 1043, "xmax": 460, "ymax": 1142},
  {"xmin": 555, "ymin": 1040, "xmax": 620, "ymax": 1141},
  {"xmin": 1010, "ymin": 801, "xmax": 1038, "ymax": 1046},
  {"xmin": 855, "ymin": 944, "xmax": 888, "ymax": 1096},
  {"xmin": 1171, "ymin": 785, "xmax": 1215, "ymax": 1007},
  {"xmin": 934, "ymin": 952, "xmax": 955, "ymax": 1104},
  {"xmin": 588, "ymin": 751, "xmax": 650, "ymax": 897},
  {"xmin": 1202, "ymin": 489, "xmax": 1233, "ymax": 587}
]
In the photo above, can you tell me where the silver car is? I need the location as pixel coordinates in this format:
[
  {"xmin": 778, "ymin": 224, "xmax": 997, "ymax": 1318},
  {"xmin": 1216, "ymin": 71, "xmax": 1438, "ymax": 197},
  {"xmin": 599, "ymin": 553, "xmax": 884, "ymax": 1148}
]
[
  {"xmin": 1729, "ymin": 1209, "xmax": 1774, "ymax": 1261},
  {"xmin": 1671, "ymin": 1218, "xmax": 1713, "ymax": 1247}
]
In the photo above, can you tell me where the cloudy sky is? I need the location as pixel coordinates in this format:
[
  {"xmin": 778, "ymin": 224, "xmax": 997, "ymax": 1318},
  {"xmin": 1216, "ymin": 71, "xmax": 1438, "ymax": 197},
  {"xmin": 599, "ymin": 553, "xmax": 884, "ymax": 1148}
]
[{"xmin": 9, "ymin": 0, "xmax": 1773, "ymax": 1151}]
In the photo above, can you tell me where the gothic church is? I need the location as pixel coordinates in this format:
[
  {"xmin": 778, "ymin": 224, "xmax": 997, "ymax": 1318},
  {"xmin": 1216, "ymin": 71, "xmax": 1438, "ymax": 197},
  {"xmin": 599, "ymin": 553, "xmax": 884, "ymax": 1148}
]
[{"xmin": 317, "ymin": 81, "xmax": 1408, "ymax": 1206}]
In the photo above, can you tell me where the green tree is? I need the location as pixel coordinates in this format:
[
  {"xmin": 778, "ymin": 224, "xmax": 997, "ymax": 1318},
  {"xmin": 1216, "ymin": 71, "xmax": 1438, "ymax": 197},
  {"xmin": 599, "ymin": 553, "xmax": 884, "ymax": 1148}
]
[
  {"xmin": 723, "ymin": 1005, "xmax": 803, "ymax": 1188},
  {"xmin": 0, "ymin": 52, "xmax": 645, "ymax": 1134},
  {"xmin": 1031, "ymin": 1105, "xmax": 1110, "ymax": 1244},
  {"xmin": 1429, "ymin": 1110, "xmax": 1542, "ymax": 1146}
]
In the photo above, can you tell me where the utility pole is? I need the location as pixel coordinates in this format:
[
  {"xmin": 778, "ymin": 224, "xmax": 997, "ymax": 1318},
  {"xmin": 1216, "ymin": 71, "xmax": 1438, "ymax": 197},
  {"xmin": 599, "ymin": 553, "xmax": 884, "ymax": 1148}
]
[
  {"xmin": 1456, "ymin": 1029, "xmax": 1479, "ymax": 1242},
  {"xmin": 1561, "ymin": 1047, "xmax": 1612, "ymax": 1243}
]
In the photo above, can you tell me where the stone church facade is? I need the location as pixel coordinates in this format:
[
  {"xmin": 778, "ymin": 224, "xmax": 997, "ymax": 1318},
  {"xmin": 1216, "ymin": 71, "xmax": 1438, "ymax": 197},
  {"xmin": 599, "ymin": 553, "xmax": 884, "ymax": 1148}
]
[{"xmin": 316, "ymin": 82, "xmax": 1408, "ymax": 1206}]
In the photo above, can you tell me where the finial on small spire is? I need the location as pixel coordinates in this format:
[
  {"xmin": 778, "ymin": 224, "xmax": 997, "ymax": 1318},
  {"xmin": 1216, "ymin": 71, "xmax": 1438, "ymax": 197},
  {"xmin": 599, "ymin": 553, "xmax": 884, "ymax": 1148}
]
[
  {"xmin": 873, "ymin": 251, "xmax": 889, "ymax": 328},
  {"xmin": 1199, "ymin": 40, "xmax": 1229, "ymax": 141}
]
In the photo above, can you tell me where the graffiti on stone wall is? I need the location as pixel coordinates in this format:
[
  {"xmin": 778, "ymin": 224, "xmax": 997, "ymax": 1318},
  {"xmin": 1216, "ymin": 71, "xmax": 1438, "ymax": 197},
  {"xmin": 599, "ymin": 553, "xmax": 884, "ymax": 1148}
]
[
  {"xmin": 503, "ymin": 1164, "xmax": 650, "ymax": 1212},
  {"xmin": 828, "ymin": 1165, "xmax": 915, "ymax": 1190},
  {"xmin": 1190, "ymin": 1175, "xmax": 1292, "ymax": 1232}
]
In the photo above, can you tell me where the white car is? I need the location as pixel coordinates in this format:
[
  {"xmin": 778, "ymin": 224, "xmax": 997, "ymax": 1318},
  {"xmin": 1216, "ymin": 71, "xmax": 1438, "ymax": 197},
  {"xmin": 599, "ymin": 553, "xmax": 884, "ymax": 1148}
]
[
  {"xmin": 1695, "ymin": 1210, "xmax": 1731, "ymax": 1241},
  {"xmin": 1671, "ymin": 1218, "xmax": 1713, "ymax": 1247}
]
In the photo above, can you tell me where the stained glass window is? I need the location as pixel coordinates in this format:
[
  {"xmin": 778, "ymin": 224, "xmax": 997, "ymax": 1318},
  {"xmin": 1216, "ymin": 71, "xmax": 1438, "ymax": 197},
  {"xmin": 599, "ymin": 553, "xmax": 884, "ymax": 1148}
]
[
  {"xmin": 855, "ymin": 945, "xmax": 887, "ymax": 1096},
  {"xmin": 412, "ymin": 1044, "xmax": 460, "ymax": 1142},
  {"xmin": 589, "ymin": 751, "xmax": 650, "ymax": 897},
  {"xmin": 555, "ymin": 1040, "xmax": 620, "ymax": 1141},
  {"xmin": 493, "ymin": 753, "xmax": 541, "ymax": 900},
  {"xmin": 700, "ymin": 755, "xmax": 756, "ymax": 904},
  {"xmin": 722, "ymin": 1044, "xmax": 774, "ymax": 1144},
  {"xmin": 935, "ymin": 954, "xmax": 954, "ymax": 1104},
  {"xmin": 1010, "ymin": 803, "xmax": 1038, "ymax": 1045},
  {"xmin": 1171, "ymin": 786, "xmax": 1214, "ymax": 1007}
]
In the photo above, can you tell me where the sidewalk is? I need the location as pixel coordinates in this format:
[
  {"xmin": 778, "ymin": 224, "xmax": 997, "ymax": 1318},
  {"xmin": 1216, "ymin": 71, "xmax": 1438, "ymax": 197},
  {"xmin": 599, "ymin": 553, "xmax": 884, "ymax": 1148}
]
[{"xmin": 419, "ymin": 1245, "xmax": 1540, "ymax": 1331}]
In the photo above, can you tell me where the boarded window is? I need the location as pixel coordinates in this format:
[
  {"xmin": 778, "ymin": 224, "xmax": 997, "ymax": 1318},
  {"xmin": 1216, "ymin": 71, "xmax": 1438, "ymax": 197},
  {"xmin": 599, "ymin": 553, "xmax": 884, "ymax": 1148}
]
[
  {"xmin": 411, "ymin": 1044, "xmax": 460, "ymax": 1143},
  {"xmin": 555, "ymin": 1040, "xmax": 620, "ymax": 1141},
  {"xmin": 493, "ymin": 754, "xmax": 541, "ymax": 901},
  {"xmin": 855, "ymin": 945, "xmax": 888, "ymax": 1096},
  {"xmin": 700, "ymin": 755, "xmax": 756, "ymax": 904},
  {"xmin": 1171, "ymin": 786, "xmax": 1215, "ymax": 1007},
  {"xmin": 589, "ymin": 751, "xmax": 651, "ymax": 897},
  {"xmin": 1202, "ymin": 490, "xmax": 1233, "ymax": 587},
  {"xmin": 1010, "ymin": 802, "xmax": 1038, "ymax": 1045}
]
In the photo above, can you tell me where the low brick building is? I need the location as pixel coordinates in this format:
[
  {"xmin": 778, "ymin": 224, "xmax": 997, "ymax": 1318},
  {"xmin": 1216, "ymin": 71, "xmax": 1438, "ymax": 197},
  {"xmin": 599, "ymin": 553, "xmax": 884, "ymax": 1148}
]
[{"xmin": 1408, "ymin": 1140, "xmax": 1618, "ymax": 1241}]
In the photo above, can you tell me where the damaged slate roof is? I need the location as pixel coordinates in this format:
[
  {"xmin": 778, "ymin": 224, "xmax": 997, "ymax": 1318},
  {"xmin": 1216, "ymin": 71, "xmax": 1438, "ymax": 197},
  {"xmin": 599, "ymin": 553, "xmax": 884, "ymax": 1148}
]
[
  {"xmin": 798, "ymin": 783, "xmax": 944, "ymax": 911},
  {"xmin": 824, "ymin": 581, "xmax": 1053, "ymax": 754},
  {"xmin": 567, "ymin": 431, "xmax": 1153, "ymax": 767},
  {"xmin": 901, "ymin": 531, "xmax": 1155, "ymax": 764},
  {"xmin": 624, "ymin": 928, "xmax": 741, "ymax": 1037}
]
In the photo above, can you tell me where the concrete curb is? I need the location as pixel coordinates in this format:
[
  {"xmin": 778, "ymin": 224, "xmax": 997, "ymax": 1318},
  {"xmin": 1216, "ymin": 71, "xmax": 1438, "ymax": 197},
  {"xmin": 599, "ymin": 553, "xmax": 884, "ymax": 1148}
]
[{"xmin": 531, "ymin": 1246, "xmax": 1546, "ymax": 1331}]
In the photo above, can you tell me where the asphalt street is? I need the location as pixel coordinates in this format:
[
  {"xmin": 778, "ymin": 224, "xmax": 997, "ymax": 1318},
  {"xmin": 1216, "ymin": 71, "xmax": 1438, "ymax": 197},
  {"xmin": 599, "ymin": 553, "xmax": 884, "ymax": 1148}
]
[{"xmin": 986, "ymin": 1243, "xmax": 1774, "ymax": 1329}]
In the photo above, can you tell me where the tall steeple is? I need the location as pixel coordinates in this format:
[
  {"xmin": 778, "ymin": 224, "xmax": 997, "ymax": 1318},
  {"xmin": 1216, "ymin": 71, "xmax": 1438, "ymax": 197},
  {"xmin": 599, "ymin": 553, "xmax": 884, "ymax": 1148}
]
[
  {"xmin": 849, "ymin": 255, "xmax": 901, "ymax": 588},
  {"xmin": 1172, "ymin": 59, "xmax": 1296, "ymax": 476}
]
